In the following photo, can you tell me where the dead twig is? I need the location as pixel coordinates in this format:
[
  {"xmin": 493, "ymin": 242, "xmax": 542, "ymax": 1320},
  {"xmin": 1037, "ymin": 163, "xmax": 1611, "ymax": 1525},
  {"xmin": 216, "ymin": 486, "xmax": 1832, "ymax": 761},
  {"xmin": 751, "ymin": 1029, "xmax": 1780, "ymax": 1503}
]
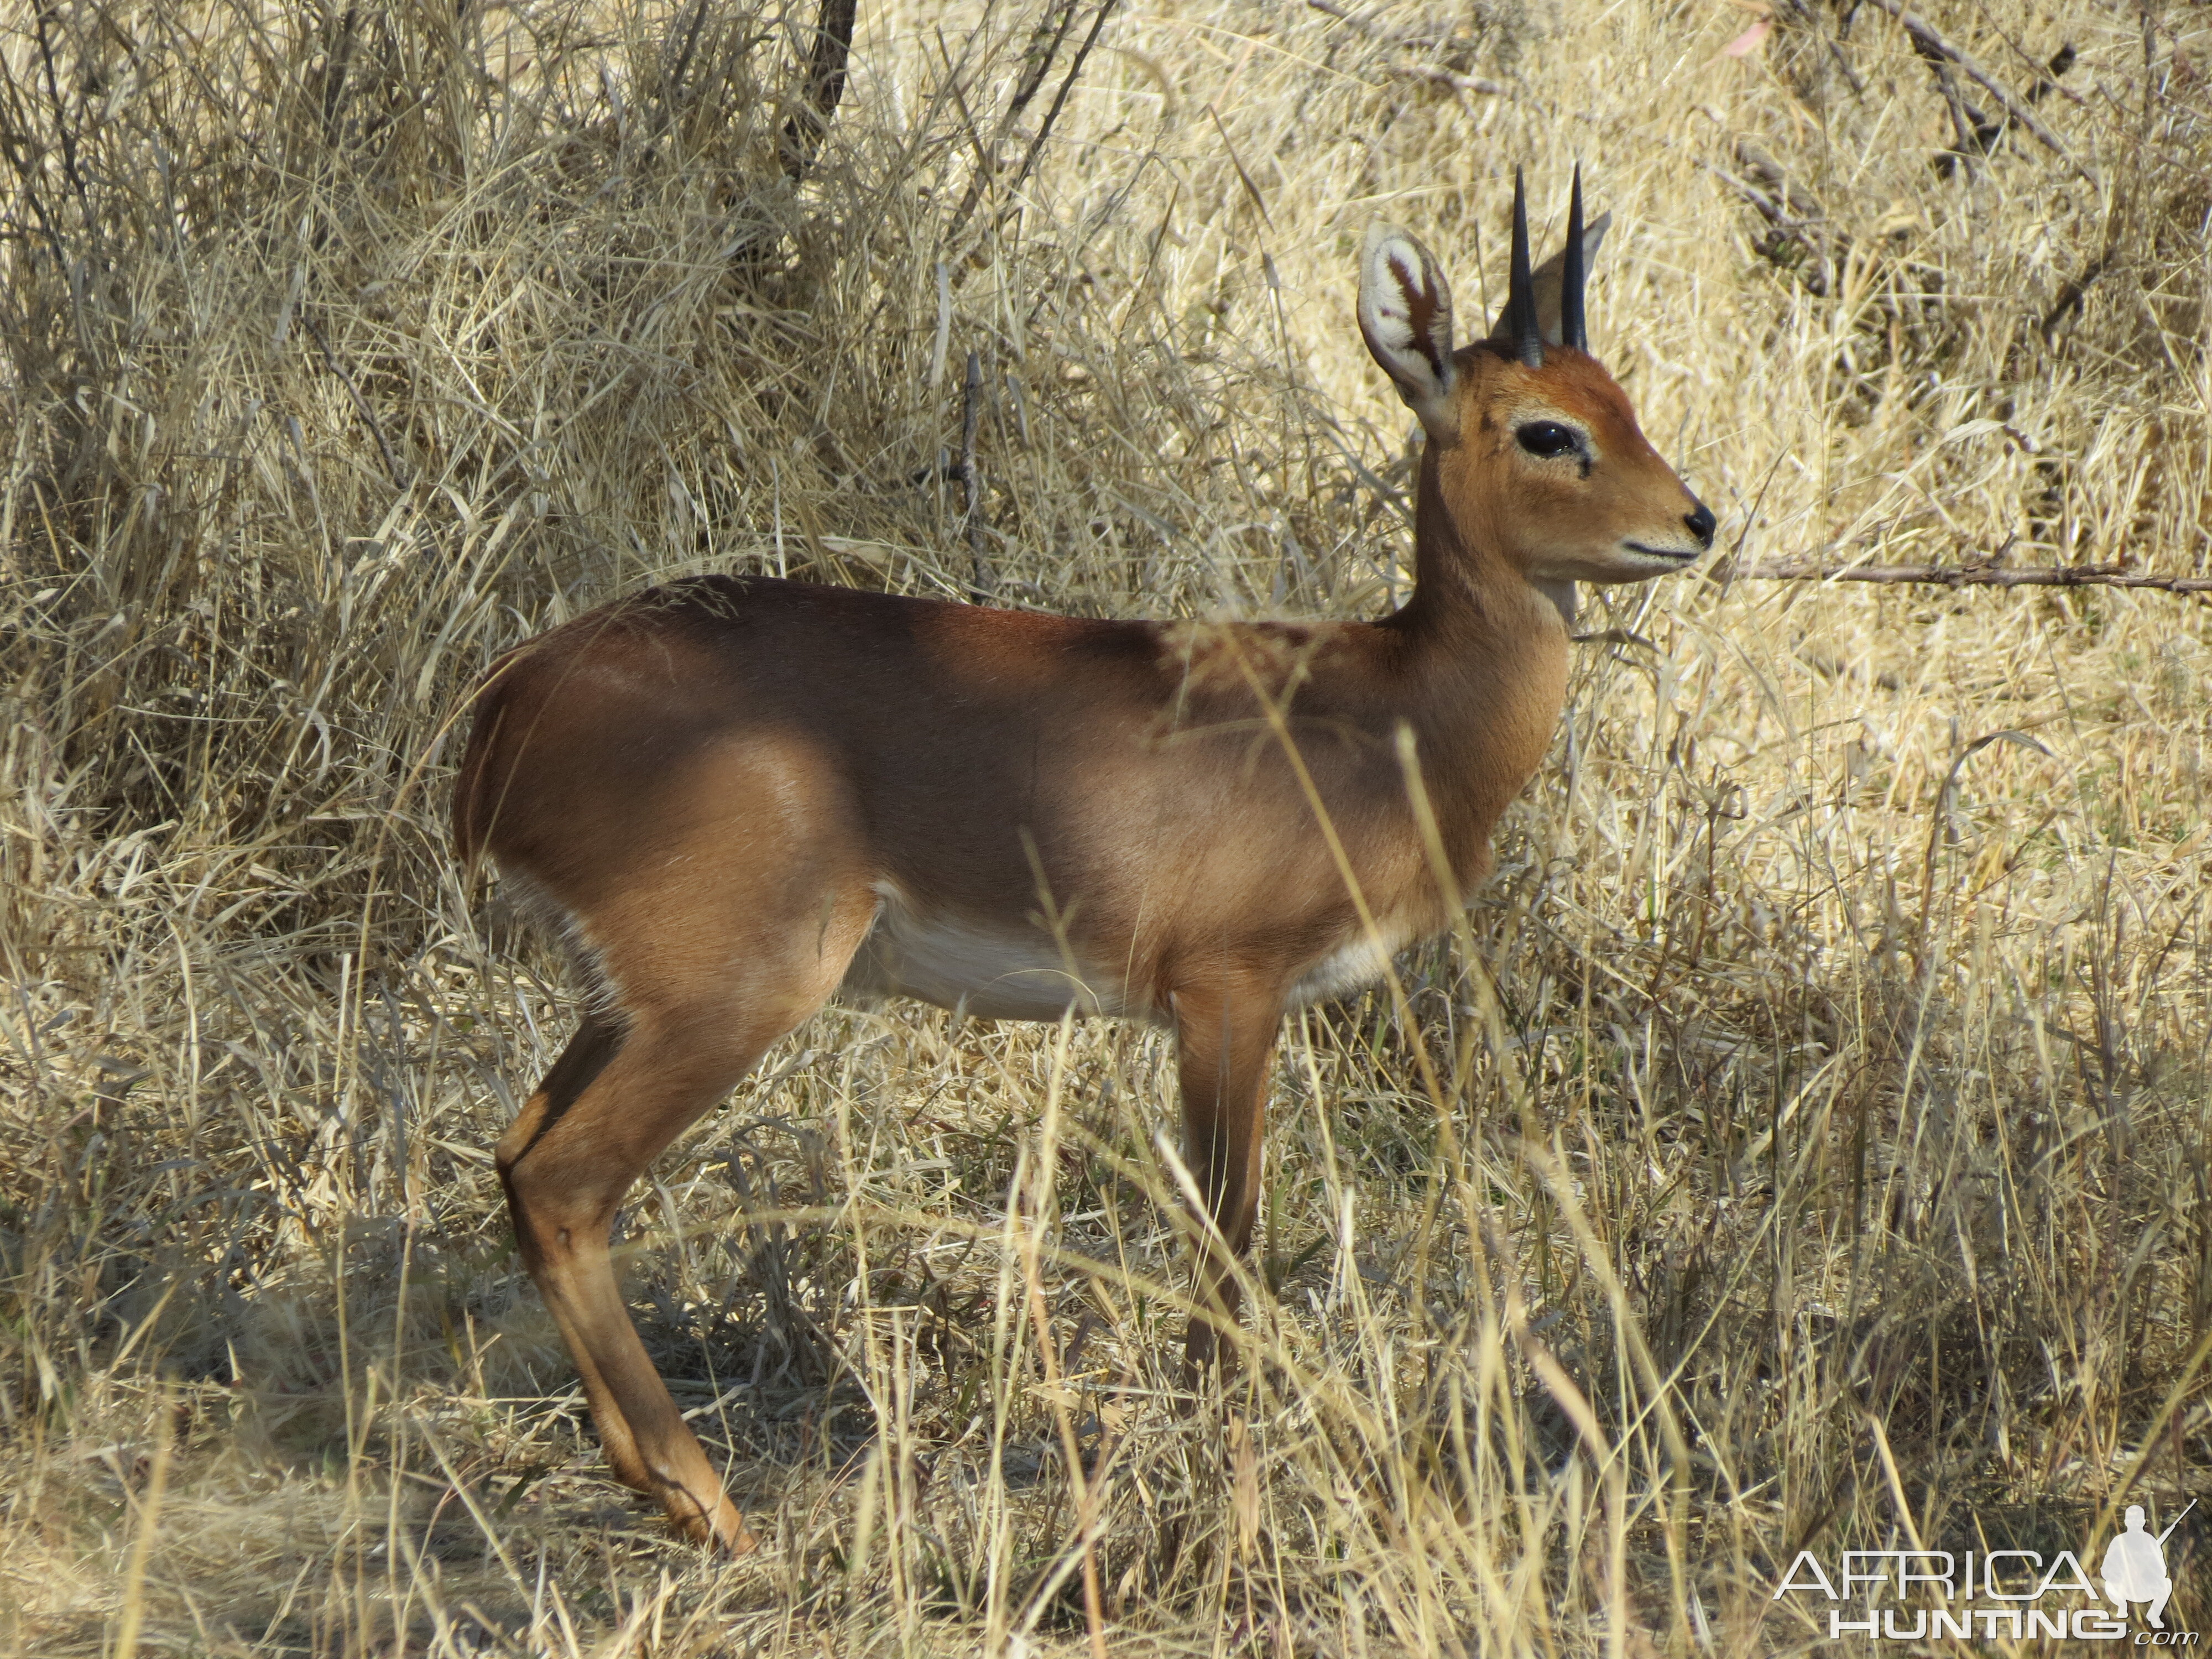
[
  {"xmin": 779, "ymin": 0, "xmax": 858, "ymax": 181},
  {"xmin": 2039, "ymin": 249, "xmax": 2113, "ymax": 340},
  {"xmin": 1858, "ymin": 0, "xmax": 2090, "ymax": 179},
  {"xmin": 300, "ymin": 312, "xmax": 407, "ymax": 492},
  {"xmin": 945, "ymin": 0, "xmax": 1086, "ymax": 239},
  {"xmin": 33, "ymin": 3, "xmax": 90, "ymax": 218},
  {"xmin": 319, "ymin": 6, "xmax": 360, "ymax": 151},
  {"xmin": 1306, "ymin": 1, "xmax": 1507, "ymax": 95},
  {"xmin": 1707, "ymin": 143, "xmax": 1839, "ymax": 295},
  {"xmin": 994, "ymin": 0, "xmax": 1120, "ymax": 229},
  {"xmin": 1924, "ymin": 40, "xmax": 2075, "ymax": 178},
  {"xmin": 1924, "ymin": 54, "xmax": 2001, "ymax": 175},
  {"xmin": 961, "ymin": 349, "xmax": 990, "ymax": 601},
  {"xmin": 1717, "ymin": 559, "xmax": 2212, "ymax": 594},
  {"xmin": 1306, "ymin": 0, "xmax": 1485, "ymax": 57}
]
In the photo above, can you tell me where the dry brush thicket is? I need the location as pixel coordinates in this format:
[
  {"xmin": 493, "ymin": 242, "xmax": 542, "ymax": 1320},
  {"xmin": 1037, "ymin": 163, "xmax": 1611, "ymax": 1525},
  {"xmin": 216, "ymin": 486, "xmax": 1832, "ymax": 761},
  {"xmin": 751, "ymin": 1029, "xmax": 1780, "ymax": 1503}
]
[{"xmin": 2, "ymin": 0, "xmax": 2209, "ymax": 1654}]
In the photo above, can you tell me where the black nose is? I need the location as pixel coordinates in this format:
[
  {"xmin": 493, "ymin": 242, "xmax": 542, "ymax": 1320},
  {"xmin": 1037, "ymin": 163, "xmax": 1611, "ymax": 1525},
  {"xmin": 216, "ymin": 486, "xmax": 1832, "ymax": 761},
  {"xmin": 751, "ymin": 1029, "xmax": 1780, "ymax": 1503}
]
[{"xmin": 1684, "ymin": 500, "xmax": 1717, "ymax": 549}]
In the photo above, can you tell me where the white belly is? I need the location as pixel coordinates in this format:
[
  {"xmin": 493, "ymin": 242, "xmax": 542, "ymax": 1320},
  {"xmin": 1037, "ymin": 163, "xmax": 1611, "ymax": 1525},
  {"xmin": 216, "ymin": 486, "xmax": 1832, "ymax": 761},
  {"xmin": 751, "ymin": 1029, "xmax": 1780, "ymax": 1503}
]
[
  {"xmin": 1284, "ymin": 928, "xmax": 1402, "ymax": 1008},
  {"xmin": 840, "ymin": 890, "xmax": 1408, "ymax": 1022},
  {"xmin": 840, "ymin": 889, "xmax": 1144, "ymax": 1021}
]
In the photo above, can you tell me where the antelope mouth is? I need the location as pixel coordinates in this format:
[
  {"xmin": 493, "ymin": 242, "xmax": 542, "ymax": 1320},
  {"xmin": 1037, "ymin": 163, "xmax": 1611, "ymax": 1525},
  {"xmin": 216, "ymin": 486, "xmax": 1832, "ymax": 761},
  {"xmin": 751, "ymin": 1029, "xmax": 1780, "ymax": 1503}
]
[{"xmin": 1622, "ymin": 541, "xmax": 1704, "ymax": 562}]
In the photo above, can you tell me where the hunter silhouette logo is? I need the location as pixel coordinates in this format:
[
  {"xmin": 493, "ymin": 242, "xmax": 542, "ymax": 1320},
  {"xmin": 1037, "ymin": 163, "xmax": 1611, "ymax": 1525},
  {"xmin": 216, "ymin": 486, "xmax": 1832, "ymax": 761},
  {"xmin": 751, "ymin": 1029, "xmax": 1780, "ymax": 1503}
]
[
  {"xmin": 1772, "ymin": 1499, "xmax": 2198, "ymax": 1644},
  {"xmin": 2105, "ymin": 1501, "xmax": 2193, "ymax": 1630}
]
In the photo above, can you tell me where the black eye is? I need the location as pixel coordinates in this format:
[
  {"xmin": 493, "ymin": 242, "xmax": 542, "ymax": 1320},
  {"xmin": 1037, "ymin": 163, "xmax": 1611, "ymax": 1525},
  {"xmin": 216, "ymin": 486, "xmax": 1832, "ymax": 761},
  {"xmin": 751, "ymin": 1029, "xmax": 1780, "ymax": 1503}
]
[{"xmin": 1515, "ymin": 421, "xmax": 1581, "ymax": 458}]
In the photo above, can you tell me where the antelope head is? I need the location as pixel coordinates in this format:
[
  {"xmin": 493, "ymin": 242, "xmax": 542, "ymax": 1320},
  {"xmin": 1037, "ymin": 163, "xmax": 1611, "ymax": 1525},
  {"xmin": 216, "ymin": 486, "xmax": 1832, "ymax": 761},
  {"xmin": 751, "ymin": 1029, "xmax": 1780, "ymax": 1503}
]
[{"xmin": 1358, "ymin": 169, "xmax": 1715, "ymax": 618}]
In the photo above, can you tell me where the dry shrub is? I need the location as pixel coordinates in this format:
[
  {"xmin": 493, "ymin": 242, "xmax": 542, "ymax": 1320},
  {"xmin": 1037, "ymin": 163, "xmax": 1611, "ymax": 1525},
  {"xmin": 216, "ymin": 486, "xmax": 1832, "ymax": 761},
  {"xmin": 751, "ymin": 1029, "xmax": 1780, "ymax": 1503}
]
[{"xmin": 1, "ymin": 1, "xmax": 2209, "ymax": 1655}]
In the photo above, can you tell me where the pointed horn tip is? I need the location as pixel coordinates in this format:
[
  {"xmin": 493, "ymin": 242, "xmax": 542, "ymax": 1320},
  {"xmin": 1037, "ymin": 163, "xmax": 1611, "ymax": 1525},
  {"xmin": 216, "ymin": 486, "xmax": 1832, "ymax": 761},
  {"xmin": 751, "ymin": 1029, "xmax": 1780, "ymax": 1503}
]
[
  {"xmin": 1507, "ymin": 166, "xmax": 1542, "ymax": 366},
  {"xmin": 1561, "ymin": 166, "xmax": 1589, "ymax": 353}
]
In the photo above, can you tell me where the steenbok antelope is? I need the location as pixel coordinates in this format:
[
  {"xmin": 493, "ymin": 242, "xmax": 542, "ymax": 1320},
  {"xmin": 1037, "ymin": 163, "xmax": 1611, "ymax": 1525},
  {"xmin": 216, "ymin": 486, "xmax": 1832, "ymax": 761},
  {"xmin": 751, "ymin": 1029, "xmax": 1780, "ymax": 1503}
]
[{"xmin": 455, "ymin": 170, "xmax": 1714, "ymax": 1550}]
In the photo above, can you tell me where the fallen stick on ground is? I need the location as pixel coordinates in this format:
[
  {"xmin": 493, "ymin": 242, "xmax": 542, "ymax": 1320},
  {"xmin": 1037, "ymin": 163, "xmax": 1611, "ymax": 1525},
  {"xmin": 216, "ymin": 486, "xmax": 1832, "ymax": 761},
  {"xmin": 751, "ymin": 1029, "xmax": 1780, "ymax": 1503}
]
[{"xmin": 1717, "ymin": 560, "xmax": 2212, "ymax": 594}]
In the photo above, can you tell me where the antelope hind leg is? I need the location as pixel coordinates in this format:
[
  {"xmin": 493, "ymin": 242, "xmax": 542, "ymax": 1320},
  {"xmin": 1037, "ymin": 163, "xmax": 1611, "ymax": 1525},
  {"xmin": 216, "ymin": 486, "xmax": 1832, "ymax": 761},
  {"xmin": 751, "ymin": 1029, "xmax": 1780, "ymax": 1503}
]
[{"xmin": 496, "ymin": 895, "xmax": 875, "ymax": 1550}]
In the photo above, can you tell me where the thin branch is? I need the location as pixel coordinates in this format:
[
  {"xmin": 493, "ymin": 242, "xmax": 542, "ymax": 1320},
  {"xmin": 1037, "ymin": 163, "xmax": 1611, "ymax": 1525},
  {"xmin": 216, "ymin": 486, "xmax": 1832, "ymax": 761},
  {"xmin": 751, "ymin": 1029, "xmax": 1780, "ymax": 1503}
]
[
  {"xmin": 1306, "ymin": 0, "xmax": 1480, "ymax": 55},
  {"xmin": 1858, "ymin": 0, "xmax": 2090, "ymax": 179},
  {"xmin": 994, "ymin": 0, "xmax": 1119, "ymax": 227},
  {"xmin": 0, "ymin": 57, "xmax": 73, "ymax": 264},
  {"xmin": 1924, "ymin": 56, "xmax": 1999, "ymax": 175},
  {"xmin": 779, "ymin": 0, "xmax": 858, "ymax": 182},
  {"xmin": 1009, "ymin": 0, "xmax": 1088, "ymax": 112},
  {"xmin": 663, "ymin": 0, "xmax": 711, "ymax": 109},
  {"xmin": 1706, "ymin": 143, "xmax": 1838, "ymax": 295},
  {"xmin": 2039, "ymin": 250, "xmax": 2113, "ymax": 340},
  {"xmin": 320, "ymin": 6, "xmax": 359, "ymax": 150},
  {"xmin": 1717, "ymin": 560, "xmax": 2212, "ymax": 594},
  {"xmin": 961, "ymin": 350, "xmax": 990, "ymax": 602},
  {"xmin": 1306, "ymin": 2, "xmax": 1509, "ymax": 95},
  {"xmin": 943, "ymin": 1, "xmax": 1084, "ymax": 242},
  {"xmin": 33, "ymin": 4, "xmax": 88, "ymax": 217},
  {"xmin": 301, "ymin": 312, "xmax": 407, "ymax": 492}
]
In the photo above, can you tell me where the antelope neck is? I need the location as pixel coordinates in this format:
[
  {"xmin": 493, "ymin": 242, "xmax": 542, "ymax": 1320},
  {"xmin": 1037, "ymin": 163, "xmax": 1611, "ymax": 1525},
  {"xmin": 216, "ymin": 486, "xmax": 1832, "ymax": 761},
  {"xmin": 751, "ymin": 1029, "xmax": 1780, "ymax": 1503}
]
[
  {"xmin": 1364, "ymin": 444, "xmax": 1573, "ymax": 832},
  {"xmin": 1383, "ymin": 445, "xmax": 1568, "ymax": 656}
]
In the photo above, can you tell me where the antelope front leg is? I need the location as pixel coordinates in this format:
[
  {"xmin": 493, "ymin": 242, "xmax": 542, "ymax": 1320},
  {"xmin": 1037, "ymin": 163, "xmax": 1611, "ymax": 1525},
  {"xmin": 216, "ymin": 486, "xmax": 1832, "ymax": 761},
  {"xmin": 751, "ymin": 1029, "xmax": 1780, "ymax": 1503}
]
[{"xmin": 1170, "ymin": 979, "xmax": 1284, "ymax": 1372}]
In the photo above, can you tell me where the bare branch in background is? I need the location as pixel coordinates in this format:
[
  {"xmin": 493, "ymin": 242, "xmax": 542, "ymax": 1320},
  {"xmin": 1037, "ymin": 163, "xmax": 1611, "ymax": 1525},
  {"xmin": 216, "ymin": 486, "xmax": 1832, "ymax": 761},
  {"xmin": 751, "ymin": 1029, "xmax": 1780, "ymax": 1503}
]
[
  {"xmin": 989, "ymin": 0, "xmax": 1119, "ymax": 231},
  {"xmin": 1307, "ymin": 1, "xmax": 1509, "ymax": 96},
  {"xmin": 1717, "ymin": 559, "xmax": 2212, "ymax": 594},
  {"xmin": 1859, "ymin": 0, "xmax": 2090, "ymax": 179},
  {"xmin": 780, "ymin": 0, "xmax": 858, "ymax": 181},
  {"xmin": 1707, "ymin": 142, "xmax": 1840, "ymax": 295},
  {"xmin": 1387, "ymin": 63, "xmax": 1507, "ymax": 98},
  {"xmin": 319, "ymin": 6, "xmax": 360, "ymax": 150},
  {"xmin": 943, "ymin": 1, "xmax": 1084, "ymax": 239},
  {"xmin": 961, "ymin": 351, "xmax": 990, "ymax": 601},
  {"xmin": 301, "ymin": 313, "xmax": 408, "ymax": 492}
]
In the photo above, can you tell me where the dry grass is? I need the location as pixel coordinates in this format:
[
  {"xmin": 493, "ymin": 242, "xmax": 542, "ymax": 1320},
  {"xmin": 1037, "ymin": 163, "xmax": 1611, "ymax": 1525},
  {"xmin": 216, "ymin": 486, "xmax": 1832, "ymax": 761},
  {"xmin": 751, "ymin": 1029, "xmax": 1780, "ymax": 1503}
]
[{"xmin": 2, "ymin": 0, "xmax": 2210, "ymax": 1653}]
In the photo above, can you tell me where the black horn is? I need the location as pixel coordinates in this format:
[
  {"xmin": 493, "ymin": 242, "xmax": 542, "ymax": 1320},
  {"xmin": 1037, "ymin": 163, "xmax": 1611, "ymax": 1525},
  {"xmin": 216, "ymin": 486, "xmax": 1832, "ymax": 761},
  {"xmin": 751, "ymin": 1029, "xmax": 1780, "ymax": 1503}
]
[
  {"xmin": 1509, "ymin": 166, "xmax": 1542, "ymax": 367},
  {"xmin": 1561, "ymin": 164, "xmax": 1588, "ymax": 352}
]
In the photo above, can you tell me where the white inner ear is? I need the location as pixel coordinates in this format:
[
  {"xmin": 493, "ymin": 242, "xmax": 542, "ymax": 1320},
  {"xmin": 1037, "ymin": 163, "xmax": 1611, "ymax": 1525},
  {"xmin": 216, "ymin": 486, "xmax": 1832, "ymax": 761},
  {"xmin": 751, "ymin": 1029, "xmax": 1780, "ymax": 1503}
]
[{"xmin": 1359, "ymin": 227, "xmax": 1457, "ymax": 439}]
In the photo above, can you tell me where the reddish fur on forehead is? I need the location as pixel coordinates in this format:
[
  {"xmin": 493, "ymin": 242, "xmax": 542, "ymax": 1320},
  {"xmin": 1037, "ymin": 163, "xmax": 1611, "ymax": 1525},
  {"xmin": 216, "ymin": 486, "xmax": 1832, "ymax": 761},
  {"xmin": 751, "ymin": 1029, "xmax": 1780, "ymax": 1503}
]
[
  {"xmin": 1456, "ymin": 344, "xmax": 1648, "ymax": 441},
  {"xmin": 1532, "ymin": 352, "xmax": 1638, "ymax": 421}
]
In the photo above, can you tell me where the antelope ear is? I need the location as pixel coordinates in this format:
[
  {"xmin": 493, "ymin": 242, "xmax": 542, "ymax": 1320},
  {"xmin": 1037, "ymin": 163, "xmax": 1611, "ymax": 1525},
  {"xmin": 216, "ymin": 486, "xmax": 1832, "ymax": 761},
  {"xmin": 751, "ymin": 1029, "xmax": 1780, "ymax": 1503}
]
[
  {"xmin": 1486, "ymin": 210, "xmax": 1611, "ymax": 347},
  {"xmin": 1359, "ymin": 224, "xmax": 1458, "ymax": 441}
]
